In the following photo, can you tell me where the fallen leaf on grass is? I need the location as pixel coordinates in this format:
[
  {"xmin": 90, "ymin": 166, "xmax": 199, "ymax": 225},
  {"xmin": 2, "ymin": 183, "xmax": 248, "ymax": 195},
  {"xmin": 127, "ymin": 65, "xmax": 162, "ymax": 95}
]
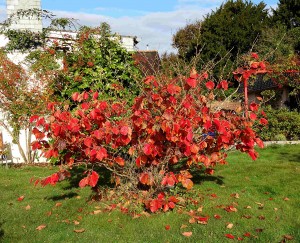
[
  {"xmin": 46, "ymin": 211, "xmax": 52, "ymax": 216},
  {"xmin": 36, "ymin": 224, "xmax": 46, "ymax": 231},
  {"xmin": 62, "ymin": 219, "xmax": 70, "ymax": 224},
  {"xmin": 180, "ymin": 224, "xmax": 188, "ymax": 229},
  {"xmin": 242, "ymin": 215, "xmax": 252, "ymax": 219},
  {"xmin": 230, "ymin": 193, "xmax": 240, "ymax": 199},
  {"xmin": 73, "ymin": 220, "xmax": 80, "ymax": 225},
  {"xmin": 55, "ymin": 202, "xmax": 62, "ymax": 207},
  {"xmin": 225, "ymin": 206, "xmax": 238, "ymax": 212},
  {"xmin": 255, "ymin": 228, "xmax": 263, "ymax": 233},
  {"xmin": 226, "ymin": 223, "xmax": 234, "ymax": 229},
  {"xmin": 244, "ymin": 232, "xmax": 251, "ymax": 237},
  {"xmin": 92, "ymin": 210, "xmax": 102, "ymax": 215},
  {"xmin": 258, "ymin": 215, "xmax": 265, "ymax": 220},
  {"xmin": 189, "ymin": 218, "xmax": 196, "ymax": 224},
  {"xmin": 214, "ymin": 214, "xmax": 222, "ymax": 219},
  {"xmin": 197, "ymin": 206, "xmax": 203, "ymax": 212},
  {"xmin": 237, "ymin": 237, "xmax": 243, "ymax": 241},
  {"xmin": 283, "ymin": 235, "xmax": 293, "ymax": 240},
  {"xmin": 74, "ymin": 228, "xmax": 85, "ymax": 233},
  {"xmin": 283, "ymin": 197, "xmax": 290, "ymax": 201},
  {"xmin": 25, "ymin": 205, "xmax": 31, "ymax": 210},
  {"xmin": 21, "ymin": 225, "xmax": 26, "ymax": 229},
  {"xmin": 245, "ymin": 205, "xmax": 252, "ymax": 209},
  {"xmin": 225, "ymin": 234, "xmax": 235, "ymax": 239},
  {"xmin": 182, "ymin": 231, "xmax": 192, "ymax": 237},
  {"xmin": 17, "ymin": 196, "xmax": 25, "ymax": 201},
  {"xmin": 165, "ymin": 225, "xmax": 170, "ymax": 230}
]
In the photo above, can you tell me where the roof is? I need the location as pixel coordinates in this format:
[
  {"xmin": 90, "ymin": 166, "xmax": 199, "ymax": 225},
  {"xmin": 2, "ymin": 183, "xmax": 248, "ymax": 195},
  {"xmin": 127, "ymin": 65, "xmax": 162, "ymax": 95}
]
[{"xmin": 132, "ymin": 50, "xmax": 161, "ymax": 76}]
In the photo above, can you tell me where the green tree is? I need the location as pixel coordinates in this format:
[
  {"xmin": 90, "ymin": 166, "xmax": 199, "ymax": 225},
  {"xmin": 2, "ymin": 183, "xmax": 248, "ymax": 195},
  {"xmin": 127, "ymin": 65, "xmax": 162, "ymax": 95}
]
[
  {"xmin": 272, "ymin": 0, "xmax": 300, "ymax": 29},
  {"xmin": 173, "ymin": 0, "xmax": 269, "ymax": 77}
]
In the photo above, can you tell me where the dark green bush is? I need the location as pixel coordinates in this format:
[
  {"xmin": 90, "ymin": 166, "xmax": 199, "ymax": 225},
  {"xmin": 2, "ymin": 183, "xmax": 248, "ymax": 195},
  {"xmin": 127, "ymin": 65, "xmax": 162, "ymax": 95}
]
[{"xmin": 258, "ymin": 106, "xmax": 300, "ymax": 141}]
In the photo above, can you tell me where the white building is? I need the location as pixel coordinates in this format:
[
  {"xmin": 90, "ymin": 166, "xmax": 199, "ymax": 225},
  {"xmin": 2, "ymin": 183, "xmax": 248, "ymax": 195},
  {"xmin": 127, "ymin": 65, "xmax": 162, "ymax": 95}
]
[{"xmin": 0, "ymin": 0, "xmax": 139, "ymax": 163}]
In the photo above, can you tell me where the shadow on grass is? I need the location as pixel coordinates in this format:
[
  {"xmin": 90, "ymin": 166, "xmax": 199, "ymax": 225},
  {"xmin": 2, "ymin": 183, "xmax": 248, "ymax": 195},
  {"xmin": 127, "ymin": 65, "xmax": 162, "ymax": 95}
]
[
  {"xmin": 63, "ymin": 166, "xmax": 114, "ymax": 190},
  {"xmin": 0, "ymin": 222, "xmax": 4, "ymax": 240},
  {"xmin": 192, "ymin": 174, "xmax": 225, "ymax": 185},
  {"xmin": 46, "ymin": 192, "xmax": 79, "ymax": 201}
]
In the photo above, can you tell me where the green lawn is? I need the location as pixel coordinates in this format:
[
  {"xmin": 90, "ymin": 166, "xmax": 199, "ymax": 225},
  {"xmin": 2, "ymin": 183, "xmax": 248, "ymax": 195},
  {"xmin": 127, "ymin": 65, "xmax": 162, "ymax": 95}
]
[{"xmin": 0, "ymin": 144, "xmax": 299, "ymax": 242}]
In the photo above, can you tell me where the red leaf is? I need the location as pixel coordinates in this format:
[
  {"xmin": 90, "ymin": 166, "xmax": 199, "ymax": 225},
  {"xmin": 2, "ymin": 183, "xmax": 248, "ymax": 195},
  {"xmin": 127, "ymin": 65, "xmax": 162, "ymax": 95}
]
[
  {"xmin": 84, "ymin": 137, "xmax": 93, "ymax": 148},
  {"xmin": 143, "ymin": 143, "xmax": 153, "ymax": 156},
  {"xmin": 249, "ymin": 102, "xmax": 259, "ymax": 112},
  {"xmin": 17, "ymin": 195, "xmax": 25, "ymax": 201},
  {"xmin": 167, "ymin": 84, "xmax": 181, "ymax": 95},
  {"xmin": 244, "ymin": 232, "xmax": 251, "ymax": 237},
  {"xmin": 79, "ymin": 177, "xmax": 88, "ymax": 188},
  {"xmin": 96, "ymin": 147, "xmax": 108, "ymax": 161},
  {"xmin": 205, "ymin": 81, "xmax": 215, "ymax": 90},
  {"xmin": 186, "ymin": 78, "xmax": 197, "ymax": 88},
  {"xmin": 225, "ymin": 234, "xmax": 235, "ymax": 239},
  {"xmin": 29, "ymin": 115, "xmax": 39, "ymax": 123},
  {"xmin": 115, "ymin": 157, "xmax": 125, "ymax": 167},
  {"xmin": 88, "ymin": 171, "xmax": 99, "ymax": 187},
  {"xmin": 260, "ymin": 118, "xmax": 268, "ymax": 125},
  {"xmin": 214, "ymin": 214, "xmax": 221, "ymax": 219},
  {"xmin": 251, "ymin": 52, "xmax": 259, "ymax": 59},
  {"xmin": 165, "ymin": 225, "xmax": 171, "ymax": 230},
  {"xmin": 249, "ymin": 112, "xmax": 257, "ymax": 120},
  {"xmin": 120, "ymin": 126, "xmax": 130, "ymax": 136},
  {"xmin": 220, "ymin": 80, "xmax": 228, "ymax": 90},
  {"xmin": 71, "ymin": 92, "xmax": 80, "ymax": 101}
]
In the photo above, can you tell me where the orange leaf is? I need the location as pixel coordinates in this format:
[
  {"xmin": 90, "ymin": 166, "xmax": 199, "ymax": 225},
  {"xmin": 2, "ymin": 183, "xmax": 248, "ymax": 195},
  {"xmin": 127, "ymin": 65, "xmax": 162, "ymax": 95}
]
[
  {"xmin": 25, "ymin": 205, "xmax": 31, "ymax": 210},
  {"xmin": 182, "ymin": 231, "xmax": 192, "ymax": 237},
  {"xmin": 74, "ymin": 228, "xmax": 85, "ymax": 233},
  {"xmin": 36, "ymin": 224, "xmax": 46, "ymax": 231},
  {"xmin": 55, "ymin": 202, "xmax": 62, "ymax": 207},
  {"xmin": 115, "ymin": 157, "xmax": 125, "ymax": 167}
]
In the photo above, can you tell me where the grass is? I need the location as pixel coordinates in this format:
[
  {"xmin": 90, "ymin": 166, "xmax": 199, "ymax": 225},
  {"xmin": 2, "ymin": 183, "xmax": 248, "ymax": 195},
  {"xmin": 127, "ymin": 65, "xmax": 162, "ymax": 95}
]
[{"xmin": 0, "ymin": 144, "xmax": 299, "ymax": 242}]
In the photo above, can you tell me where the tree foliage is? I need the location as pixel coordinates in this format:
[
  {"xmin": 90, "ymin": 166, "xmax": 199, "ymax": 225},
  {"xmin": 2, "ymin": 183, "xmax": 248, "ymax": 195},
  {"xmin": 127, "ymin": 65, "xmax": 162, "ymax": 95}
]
[
  {"xmin": 0, "ymin": 50, "xmax": 49, "ymax": 163},
  {"xmin": 31, "ymin": 54, "xmax": 268, "ymax": 212},
  {"xmin": 272, "ymin": 0, "xmax": 300, "ymax": 29},
  {"xmin": 172, "ymin": 0, "xmax": 269, "ymax": 77}
]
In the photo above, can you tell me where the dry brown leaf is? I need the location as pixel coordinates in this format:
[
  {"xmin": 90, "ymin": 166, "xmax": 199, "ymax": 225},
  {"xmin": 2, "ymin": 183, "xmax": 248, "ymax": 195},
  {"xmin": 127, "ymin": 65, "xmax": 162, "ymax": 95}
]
[
  {"xmin": 189, "ymin": 217, "xmax": 196, "ymax": 224},
  {"xmin": 182, "ymin": 231, "xmax": 192, "ymax": 237},
  {"xmin": 197, "ymin": 206, "xmax": 203, "ymax": 212},
  {"xmin": 73, "ymin": 220, "xmax": 80, "ymax": 225},
  {"xmin": 283, "ymin": 235, "xmax": 293, "ymax": 240},
  {"xmin": 36, "ymin": 224, "xmax": 46, "ymax": 231},
  {"xmin": 25, "ymin": 205, "xmax": 31, "ymax": 210},
  {"xmin": 274, "ymin": 208, "xmax": 278, "ymax": 211},
  {"xmin": 46, "ymin": 211, "xmax": 52, "ymax": 216},
  {"xmin": 245, "ymin": 205, "xmax": 252, "ymax": 209},
  {"xmin": 92, "ymin": 210, "xmax": 102, "ymax": 215},
  {"xmin": 21, "ymin": 225, "xmax": 26, "ymax": 229},
  {"xmin": 55, "ymin": 202, "xmax": 62, "ymax": 207},
  {"xmin": 74, "ymin": 228, "xmax": 85, "ymax": 233},
  {"xmin": 180, "ymin": 224, "xmax": 188, "ymax": 229},
  {"xmin": 242, "ymin": 215, "xmax": 252, "ymax": 219},
  {"xmin": 258, "ymin": 215, "xmax": 265, "ymax": 220},
  {"xmin": 226, "ymin": 223, "xmax": 234, "ymax": 229}
]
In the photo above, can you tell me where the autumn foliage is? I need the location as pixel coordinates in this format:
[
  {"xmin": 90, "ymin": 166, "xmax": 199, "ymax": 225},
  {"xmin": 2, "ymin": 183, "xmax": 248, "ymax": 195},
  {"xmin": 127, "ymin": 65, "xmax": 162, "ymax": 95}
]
[{"xmin": 31, "ymin": 53, "xmax": 268, "ymax": 212}]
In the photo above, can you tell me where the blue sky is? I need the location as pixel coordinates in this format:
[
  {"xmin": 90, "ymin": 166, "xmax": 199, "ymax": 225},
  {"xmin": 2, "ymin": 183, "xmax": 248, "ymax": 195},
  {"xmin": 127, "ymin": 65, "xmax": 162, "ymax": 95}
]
[{"xmin": 0, "ymin": 0, "xmax": 278, "ymax": 53}]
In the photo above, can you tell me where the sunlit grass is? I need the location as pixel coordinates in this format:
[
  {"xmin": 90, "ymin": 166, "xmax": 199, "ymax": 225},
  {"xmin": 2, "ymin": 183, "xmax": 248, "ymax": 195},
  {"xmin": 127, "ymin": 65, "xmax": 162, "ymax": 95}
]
[{"xmin": 0, "ymin": 144, "xmax": 299, "ymax": 242}]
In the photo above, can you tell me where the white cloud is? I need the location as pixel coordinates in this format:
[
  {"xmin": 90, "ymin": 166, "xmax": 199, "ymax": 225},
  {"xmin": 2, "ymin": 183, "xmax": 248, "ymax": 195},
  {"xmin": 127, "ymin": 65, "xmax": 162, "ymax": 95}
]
[{"xmin": 48, "ymin": 7, "xmax": 213, "ymax": 54}]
